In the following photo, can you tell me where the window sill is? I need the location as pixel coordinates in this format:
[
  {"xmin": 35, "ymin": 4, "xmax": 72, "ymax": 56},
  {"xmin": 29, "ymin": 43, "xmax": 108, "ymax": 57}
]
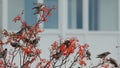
[
  {"xmin": 41, "ymin": 29, "xmax": 61, "ymax": 35},
  {"xmin": 66, "ymin": 30, "xmax": 119, "ymax": 35}
]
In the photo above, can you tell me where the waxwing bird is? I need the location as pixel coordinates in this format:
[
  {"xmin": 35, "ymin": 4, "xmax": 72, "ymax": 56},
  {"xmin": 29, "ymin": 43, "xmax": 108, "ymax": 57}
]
[
  {"xmin": 24, "ymin": 38, "xmax": 31, "ymax": 43},
  {"xmin": 0, "ymin": 48, "xmax": 7, "ymax": 59},
  {"xmin": 64, "ymin": 40, "xmax": 71, "ymax": 48},
  {"xmin": 16, "ymin": 26, "xmax": 31, "ymax": 36},
  {"xmin": 32, "ymin": 37, "xmax": 40, "ymax": 45},
  {"xmin": 96, "ymin": 51, "xmax": 110, "ymax": 59},
  {"xmin": 86, "ymin": 50, "xmax": 91, "ymax": 60},
  {"xmin": 16, "ymin": 28, "xmax": 25, "ymax": 36},
  {"xmin": 52, "ymin": 52, "xmax": 61, "ymax": 60},
  {"xmin": 32, "ymin": 3, "xmax": 45, "ymax": 15},
  {"xmin": 108, "ymin": 57, "xmax": 119, "ymax": 67},
  {"xmin": 10, "ymin": 42, "xmax": 21, "ymax": 48}
]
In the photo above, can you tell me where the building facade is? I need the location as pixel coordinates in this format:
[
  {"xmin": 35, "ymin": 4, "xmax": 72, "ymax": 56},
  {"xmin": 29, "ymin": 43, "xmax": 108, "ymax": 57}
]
[{"xmin": 0, "ymin": 0, "xmax": 120, "ymax": 66}]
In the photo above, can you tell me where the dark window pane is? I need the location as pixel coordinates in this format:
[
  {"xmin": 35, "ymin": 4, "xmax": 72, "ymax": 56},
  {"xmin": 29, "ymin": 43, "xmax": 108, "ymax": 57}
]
[
  {"xmin": 89, "ymin": 0, "xmax": 98, "ymax": 30},
  {"xmin": 25, "ymin": 0, "xmax": 37, "ymax": 26},
  {"xmin": 44, "ymin": 0, "xmax": 58, "ymax": 29},
  {"xmin": 68, "ymin": 0, "xmax": 82, "ymax": 29}
]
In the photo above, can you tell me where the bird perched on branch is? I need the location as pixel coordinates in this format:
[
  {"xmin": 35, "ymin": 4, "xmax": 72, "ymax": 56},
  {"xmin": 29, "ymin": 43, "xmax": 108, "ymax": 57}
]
[
  {"xmin": 108, "ymin": 57, "xmax": 119, "ymax": 67},
  {"xmin": 16, "ymin": 26, "xmax": 30, "ymax": 36},
  {"xmin": 63, "ymin": 40, "xmax": 71, "ymax": 48},
  {"xmin": 86, "ymin": 50, "xmax": 91, "ymax": 60},
  {"xmin": 23, "ymin": 37, "xmax": 40, "ymax": 46},
  {"xmin": 10, "ymin": 42, "xmax": 21, "ymax": 48},
  {"xmin": 32, "ymin": 3, "xmax": 45, "ymax": 15},
  {"xmin": 32, "ymin": 37, "xmax": 40, "ymax": 45},
  {"xmin": 16, "ymin": 28, "xmax": 25, "ymax": 36},
  {"xmin": 96, "ymin": 51, "xmax": 110, "ymax": 59},
  {"xmin": 52, "ymin": 52, "xmax": 61, "ymax": 60},
  {"xmin": 0, "ymin": 48, "xmax": 7, "ymax": 59}
]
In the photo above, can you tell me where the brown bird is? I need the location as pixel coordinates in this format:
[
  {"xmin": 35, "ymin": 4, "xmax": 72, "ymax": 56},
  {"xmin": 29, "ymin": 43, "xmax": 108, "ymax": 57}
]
[
  {"xmin": 52, "ymin": 52, "xmax": 61, "ymax": 60},
  {"xmin": 86, "ymin": 50, "xmax": 91, "ymax": 60},
  {"xmin": 24, "ymin": 38, "xmax": 31, "ymax": 43},
  {"xmin": 16, "ymin": 26, "xmax": 31, "ymax": 36},
  {"xmin": 10, "ymin": 42, "xmax": 21, "ymax": 48},
  {"xmin": 32, "ymin": 37, "xmax": 40, "ymax": 45},
  {"xmin": 16, "ymin": 28, "xmax": 25, "ymax": 36},
  {"xmin": 108, "ymin": 57, "xmax": 119, "ymax": 67},
  {"xmin": 32, "ymin": 3, "xmax": 45, "ymax": 15},
  {"xmin": 64, "ymin": 40, "xmax": 71, "ymax": 48},
  {"xmin": 0, "ymin": 48, "xmax": 7, "ymax": 59},
  {"xmin": 96, "ymin": 51, "xmax": 110, "ymax": 59}
]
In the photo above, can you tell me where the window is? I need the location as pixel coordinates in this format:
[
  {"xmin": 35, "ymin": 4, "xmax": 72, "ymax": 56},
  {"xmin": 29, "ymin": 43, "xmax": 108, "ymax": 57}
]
[
  {"xmin": 7, "ymin": 0, "xmax": 58, "ymax": 30},
  {"xmin": 44, "ymin": 0, "xmax": 58, "ymax": 29},
  {"xmin": 68, "ymin": 0, "xmax": 83, "ymax": 29},
  {"xmin": 5, "ymin": 0, "xmax": 120, "ymax": 32},
  {"xmin": 89, "ymin": 0, "xmax": 118, "ymax": 31}
]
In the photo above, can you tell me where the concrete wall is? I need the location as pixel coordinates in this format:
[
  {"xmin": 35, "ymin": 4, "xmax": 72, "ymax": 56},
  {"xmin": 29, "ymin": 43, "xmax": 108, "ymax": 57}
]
[{"xmin": 0, "ymin": 0, "xmax": 2, "ymax": 39}]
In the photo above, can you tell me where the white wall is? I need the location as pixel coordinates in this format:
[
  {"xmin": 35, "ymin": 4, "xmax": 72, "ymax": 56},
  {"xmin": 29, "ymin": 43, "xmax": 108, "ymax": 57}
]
[{"xmin": 0, "ymin": 0, "xmax": 2, "ymax": 38}]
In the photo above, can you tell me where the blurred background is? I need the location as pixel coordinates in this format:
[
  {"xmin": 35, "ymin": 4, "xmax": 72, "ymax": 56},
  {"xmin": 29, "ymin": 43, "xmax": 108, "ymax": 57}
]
[{"xmin": 0, "ymin": 0, "xmax": 120, "ymax": 65}]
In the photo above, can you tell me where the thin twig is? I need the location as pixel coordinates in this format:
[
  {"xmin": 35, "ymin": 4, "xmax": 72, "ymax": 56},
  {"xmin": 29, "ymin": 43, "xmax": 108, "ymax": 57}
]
[
  {"xmin": 10, "ymin": 49, "xmax": 16, "ymax": 64},
  {"xmin": 19, "ymin": 50, "xmax": 22, "ymax": 67}
]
